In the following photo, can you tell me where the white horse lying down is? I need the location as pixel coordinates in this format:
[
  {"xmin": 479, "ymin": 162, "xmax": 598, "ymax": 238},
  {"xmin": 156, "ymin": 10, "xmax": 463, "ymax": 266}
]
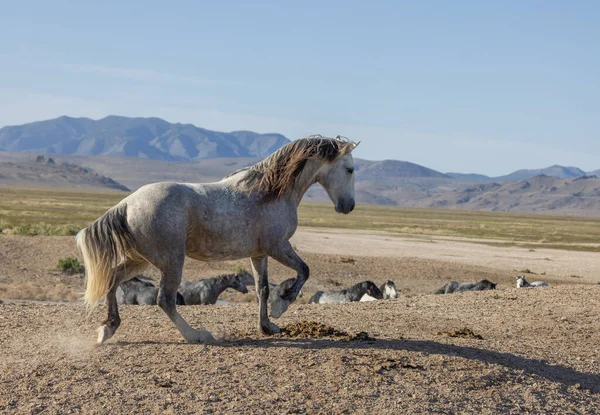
[
  {"xmin": 360, "ymin": 280, "xmax": 397, "ymax": 302},
  {"xmin": 516, "ymin": 275, "xmax": 550, "ymax": 288}
]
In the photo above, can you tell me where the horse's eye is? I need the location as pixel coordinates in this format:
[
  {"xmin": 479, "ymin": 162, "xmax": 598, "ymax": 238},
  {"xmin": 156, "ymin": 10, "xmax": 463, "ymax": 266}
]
[{"xmin": 346, "ymin": 167, "xmax": 354, "ymax": 174}]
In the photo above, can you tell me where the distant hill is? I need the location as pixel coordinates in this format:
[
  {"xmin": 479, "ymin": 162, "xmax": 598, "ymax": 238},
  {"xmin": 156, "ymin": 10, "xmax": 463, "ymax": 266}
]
[
  {"xmin": 0, "ymin": 151, "xmax": 256, "ymax": 191},
  {"xmin": 427, "ymin": 175, "xmax": 600, "ymax": 215},
  {"xmin": 0, "ymin": 116, "xmax": 290, "ymax": 161},
  {"xmin": 494, "ymin": 165, "xmax": 587, "ymax": 182},
  {"xmin": 446, "ymin": 172, "xmax": 493, "ymax": 182},
  {"xmin": 356, "ymin": 159, "xmax": 450, "ymax": 179},
  {"xmin": 0, "ymin": 155, "xmax": 129, "ymax": 191},
  {"xmin": 588, "ymin": 169, "xmax": 600, "ymax": 176}
]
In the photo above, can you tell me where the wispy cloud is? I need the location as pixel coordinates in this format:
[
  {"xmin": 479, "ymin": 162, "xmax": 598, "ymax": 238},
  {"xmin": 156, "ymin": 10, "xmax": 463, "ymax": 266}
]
[{"xmin": 58, "ymin": 63, "xmax": 213, "ymax": 86}]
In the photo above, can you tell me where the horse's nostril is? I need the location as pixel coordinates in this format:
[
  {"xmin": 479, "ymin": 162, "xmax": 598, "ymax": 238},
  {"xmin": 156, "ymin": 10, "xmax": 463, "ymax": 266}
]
[{"xmin": 349, "ymin": 203, "xmax": 355, "ymax": 212}]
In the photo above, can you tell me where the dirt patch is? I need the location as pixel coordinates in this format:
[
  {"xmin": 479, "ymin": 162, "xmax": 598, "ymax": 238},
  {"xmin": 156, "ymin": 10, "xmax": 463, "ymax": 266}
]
[
  {"xmin": 280, "ymin": 320, "xmax": 349, "ymax": 338},
  {"xmin": 280, "ymin": 321, "xmax": 376, "ymax": 342},
  {"xmin": 375, "ymin": 358, "xmax": 425, "ymax": 374},
  {"xmin": 1, "ymin": 286, "xmax": 600, "ymax": 413},
  {"xmin": 437, "ymin": 327, "xmax": 484, "ymax": 340},
  {"xmin": 348, "ymin": 331, "xmax": 377, "ymax": 342}
]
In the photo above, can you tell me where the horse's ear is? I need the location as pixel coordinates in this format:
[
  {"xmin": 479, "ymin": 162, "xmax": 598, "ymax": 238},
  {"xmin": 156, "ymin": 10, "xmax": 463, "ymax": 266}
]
[{"xmin": 352, "ymin": 141, "xmax": 361, "ymax": 150}]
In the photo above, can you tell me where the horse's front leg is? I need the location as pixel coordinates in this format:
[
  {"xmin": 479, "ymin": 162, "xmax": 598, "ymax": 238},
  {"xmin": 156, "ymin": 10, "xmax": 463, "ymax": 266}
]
[
  {"xmin": 250, "ymin": 256, "xmax": 280, "ymax": 335},
  {"xmin": 268, "ymin": 241, "xmax": 309, "ymax": 319}
]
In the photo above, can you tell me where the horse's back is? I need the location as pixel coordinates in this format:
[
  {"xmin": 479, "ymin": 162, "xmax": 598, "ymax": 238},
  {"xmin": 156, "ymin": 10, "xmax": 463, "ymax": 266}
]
[
  {"xmin": 178, "ymin": 280, "xmax": 211, "ymax": 305},
  {"xmin": 313, "ymin": 292, "xmax": 347, "ymax": 304},
  {"xmin": 454, "ymin": 282, "xmax": 478, "ymax": 292},
  {"xmin": 437, "ymin": 281, "xmax": 460, "ymax": 294},
  {"xmin": 531, "ymin": 281, "xmax": 549, "ymax": 287}
]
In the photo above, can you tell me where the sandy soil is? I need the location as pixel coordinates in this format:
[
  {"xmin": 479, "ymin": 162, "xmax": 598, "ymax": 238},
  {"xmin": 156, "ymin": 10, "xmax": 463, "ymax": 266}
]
[{"xmin": 1, "ymin": 228, "xmax": 599, "ymax": 414}]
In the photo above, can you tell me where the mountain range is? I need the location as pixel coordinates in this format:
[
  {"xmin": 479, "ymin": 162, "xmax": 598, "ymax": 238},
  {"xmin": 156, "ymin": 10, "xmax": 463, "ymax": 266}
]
[
  {"xmin": 1, "ymin": 116, "xmax": 597, "ymax": 180},
  {"xmin": 0, "ymin": 116, "xmax": 288, "ymax": 161},
  {"xmin": 0, "ymin": 116, "xmax": 599, "ymax": 215}
]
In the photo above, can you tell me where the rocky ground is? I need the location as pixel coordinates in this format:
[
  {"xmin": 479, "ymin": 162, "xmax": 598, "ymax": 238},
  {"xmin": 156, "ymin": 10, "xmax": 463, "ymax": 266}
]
[{"xmin": 1, "ymin": 229, "xmax": 599, "ymax": 414}]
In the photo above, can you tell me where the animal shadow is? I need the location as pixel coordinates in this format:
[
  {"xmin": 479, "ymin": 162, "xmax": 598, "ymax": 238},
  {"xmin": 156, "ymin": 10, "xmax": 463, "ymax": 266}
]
[{"xmin": 229, "ymin": 337, "xmax": 600, "ymax": 394}]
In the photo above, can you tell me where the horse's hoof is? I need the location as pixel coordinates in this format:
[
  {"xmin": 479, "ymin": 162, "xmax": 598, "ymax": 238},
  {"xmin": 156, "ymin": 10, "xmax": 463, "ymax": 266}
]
[
  {"xmin": 185, "ymin": 330, "xmax": 216, "ymax": 344},
  {"xmin": 96, "ymin": 325, "xmax": 115, "ymax": 344},
  {"xmin": 269, "ymin": 298, "xmax": 290, "ymax": 319},
  {"xmin": 260, "ymin": 322, "xmax": 281, "ymax": 336}
]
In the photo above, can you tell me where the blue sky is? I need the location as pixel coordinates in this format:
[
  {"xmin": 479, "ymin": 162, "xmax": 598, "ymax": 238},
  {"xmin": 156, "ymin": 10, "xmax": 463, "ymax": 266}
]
[{"xmin": 0, "ymin": 1, "xmax": 598, "ymax": 175}]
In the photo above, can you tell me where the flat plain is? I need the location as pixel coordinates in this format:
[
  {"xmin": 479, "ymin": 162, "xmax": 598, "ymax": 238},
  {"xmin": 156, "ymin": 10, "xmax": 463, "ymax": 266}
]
[{"xmin": 1, "ymin": 187, "xmax": 599, "ymax": 414}]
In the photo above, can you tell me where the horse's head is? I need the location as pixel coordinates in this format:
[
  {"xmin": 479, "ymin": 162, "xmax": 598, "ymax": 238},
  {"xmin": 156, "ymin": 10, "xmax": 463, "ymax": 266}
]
[
  {"xmin": 382, "ymin": 280, "xmax": 398, "ymax": 299},
  {"xmin": 362, "ymin": 281, "xmax": 383, "ymax": 300},
  {"xmin": 516, "ymin": 275, "xmax": 528, "ymax": 287},
  {"xmin": 317, "ymin": 140, "xmax": 360, "ymax": 214},
  {"xmin": 479, "ymin": 279, "xmax": 497, "ymax": 290},
  {"xmin": 231, "ymin": 274, "xmax": 249, "ymax": 294}
]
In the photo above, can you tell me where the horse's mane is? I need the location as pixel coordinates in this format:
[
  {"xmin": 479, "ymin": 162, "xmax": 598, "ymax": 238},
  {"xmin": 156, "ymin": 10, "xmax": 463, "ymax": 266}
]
[
  {"xmin": 346, "ymin": 280, "xmax": 377, "ymax": 294},
  {"xmin": 208, "ymin": 273, "xmax": 239, "ymax": 284},
  {"xmin": 228, "ymin": 135, "xmax": 357, "ymax": 202}
]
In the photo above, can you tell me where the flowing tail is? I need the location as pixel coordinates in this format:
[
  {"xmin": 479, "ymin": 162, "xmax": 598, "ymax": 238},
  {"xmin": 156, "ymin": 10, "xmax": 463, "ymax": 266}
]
[{"xmin": 76, "ymin": 204, "xmax": 142, "ymax": 308}]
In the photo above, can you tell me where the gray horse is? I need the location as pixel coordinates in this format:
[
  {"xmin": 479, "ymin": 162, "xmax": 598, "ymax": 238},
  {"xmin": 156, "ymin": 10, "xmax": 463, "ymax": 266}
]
[
  {"xmin": 434, "ymin": 279, "xmax": 497, "ymax": 294},
  {"xmin": 179, "ymin": 273, "xmax": 249, "ymax": 305},
  {"xmin": 309, "ymin": 281, "xmax": 383, "ymax": 304},
  {"xmin": 116, "ymin": 276, "xmax": 186, "ymax": 305},
  {"xmin": 76, "ymin": 136, "xmax": 359, "ymax": 344}
]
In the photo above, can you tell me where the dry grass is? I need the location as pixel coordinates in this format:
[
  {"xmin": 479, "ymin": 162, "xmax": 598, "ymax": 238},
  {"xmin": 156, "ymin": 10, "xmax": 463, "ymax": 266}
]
[
  {"xmin": 298, "ymin": 202, "xmax": 600, "ymax": 249},
  {"xmin": 0, "ymin": 187, "xmax": 124, "ymax": 235},
  {"xmin": 2, "ymin": 187, "xmax": 600, "ymax": 251}
]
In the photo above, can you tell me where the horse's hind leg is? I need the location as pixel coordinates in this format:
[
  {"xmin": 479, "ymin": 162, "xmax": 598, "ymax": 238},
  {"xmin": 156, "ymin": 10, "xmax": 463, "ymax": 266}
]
[
  {"xmin": 97, "ymin": 261, "xmax": 144, "ymax": 344},
  {"xmin": 97, "ymin": 286, "xmax": 121, "ymax": 344},
  {"xmin": 156, "ymin": 258, "xmax": 215, "ymax": 344},
  {"xmin": 251, "ymin": 256, "xmax": 280, "ymax": 335}
]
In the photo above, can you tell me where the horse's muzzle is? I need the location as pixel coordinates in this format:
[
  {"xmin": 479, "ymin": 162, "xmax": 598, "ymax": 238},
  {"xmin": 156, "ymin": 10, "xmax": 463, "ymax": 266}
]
[{"xmin": 335, "ymin": 199, "xmax": 355, "ymax": 215}]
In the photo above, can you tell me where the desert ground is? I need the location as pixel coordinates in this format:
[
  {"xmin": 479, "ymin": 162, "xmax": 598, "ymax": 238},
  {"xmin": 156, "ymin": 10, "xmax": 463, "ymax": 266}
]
[{"xmin": 1, "ymin": 226, "xmax": 599, "ymax": 414}]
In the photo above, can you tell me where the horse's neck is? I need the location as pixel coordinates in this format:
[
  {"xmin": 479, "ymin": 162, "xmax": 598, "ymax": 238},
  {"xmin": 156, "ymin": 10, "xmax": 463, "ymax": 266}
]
[
  {"xmin": 288, "ymin": 160, "xmax": 323, "ymax": 206},
  {"xmin": 345, "ymin": 286, "xmax": 364, "ymax": 301},
  {"xmin": 210, "ymin": 276, "xmax": 232, "ymax": 297}
]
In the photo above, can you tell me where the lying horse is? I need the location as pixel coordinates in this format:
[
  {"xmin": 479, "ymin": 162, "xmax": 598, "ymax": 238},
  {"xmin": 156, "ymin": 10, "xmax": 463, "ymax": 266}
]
[
  {"xmin": 179, "ymin": 273, "xmax": 249, "ymax": 305},
  {"xmin": 434, "ymin": 279, "xmax": 497, "ymax": 294},
  {"xmin": 116, "ymin": 276, "xmax": 185, "ymax": 305},
  {"xmin": 360, "ymin": 280, "xmax": 398, "ymax": 302},
  {"xmin": 76, "ymin": 135, "xmax": 359, "ymax": 344},
  {"xmin": 309, "ymin": 281, "xmax": 383, "ymax": 304},
  {"xmin": 516, "ymin": 275, "xmax": 549, "ymax": 288}
]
